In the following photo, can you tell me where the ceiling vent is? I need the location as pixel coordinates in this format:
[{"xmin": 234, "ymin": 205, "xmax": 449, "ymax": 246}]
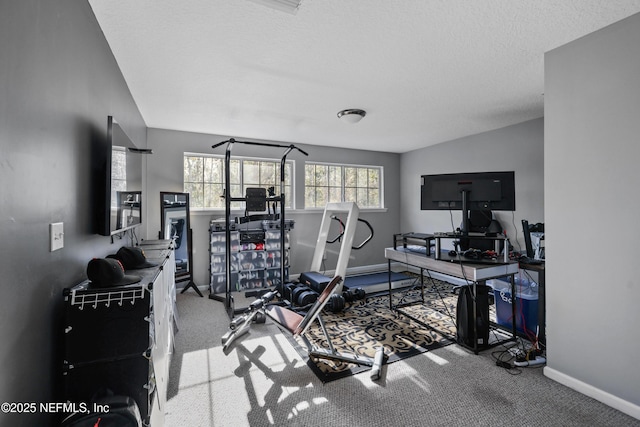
[{"xmin": 247, "ymin": 0, "xmax": 303, "ymax": 14}]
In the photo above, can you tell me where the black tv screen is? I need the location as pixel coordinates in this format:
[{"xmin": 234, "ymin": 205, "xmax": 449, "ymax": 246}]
[{"xmin": 421, "ymin": 171, "xmax": 515, "ymax": 211}]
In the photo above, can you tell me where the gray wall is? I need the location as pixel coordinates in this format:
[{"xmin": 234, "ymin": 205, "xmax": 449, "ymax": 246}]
[
  {"xmin": 545, "ymin": 13, "xmax": 640, "ymax": 416},
  {"xmin": 3, "ymin": 0, "xmax": 639, "ymax": 422},
  {"xmin": 399, "ymin": 118, "xmax": 544, "ymax": 251},
  {"xmin": 146, "ymin": 128, "xmax": 402, "ymax": 288},
  {"xmin": 0, "ymin": 1, "xmax": 146, "ymax": 425}
]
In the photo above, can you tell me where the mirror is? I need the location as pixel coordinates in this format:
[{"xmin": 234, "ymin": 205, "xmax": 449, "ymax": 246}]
[
  {"xmin": 96, "ymin": 116, "xmax": 143, "ymax": 236},
  {"xmin": 116, "ymin": 191, "xmax": 142, "ymax": 231},
  {"xmin": 160, "ymin": 192, "xmax": 201, "ymax": 296}
]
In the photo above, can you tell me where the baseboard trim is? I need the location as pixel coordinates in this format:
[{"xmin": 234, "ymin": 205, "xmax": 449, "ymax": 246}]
[
  {"xmin": 544, "ymin": 367, "xmax": 640, "ymax": 420},
  {"xmin": 291, "ymin": 263, "xmax": 391, "ymax": 280}
]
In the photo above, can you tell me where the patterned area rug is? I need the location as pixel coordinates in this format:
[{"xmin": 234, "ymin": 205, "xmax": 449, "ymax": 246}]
[{"xmin": 289, "ymin": 277, "xmax": 461, "ymax": 382}]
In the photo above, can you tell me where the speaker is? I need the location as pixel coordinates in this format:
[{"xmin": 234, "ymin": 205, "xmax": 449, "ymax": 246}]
[{"xmin": 456, "ymin": 285, "xmax": 490, "ymax": 349}]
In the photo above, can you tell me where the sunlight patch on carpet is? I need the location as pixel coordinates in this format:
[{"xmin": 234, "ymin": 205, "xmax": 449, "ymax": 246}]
[{"xmin": 425, "ymin": 351, "xmax": 449, "ymax": 366}]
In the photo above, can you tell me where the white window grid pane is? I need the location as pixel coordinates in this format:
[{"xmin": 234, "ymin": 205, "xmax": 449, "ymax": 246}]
[
  {"xmin": 111, "ymin": 148, "xmax": 127, "ymax": 208},
  {"xmin": 184, "ymin": 154, "xmax": 293, "ymax": 209},
  {"xmin": 304, "ymin": 162, "xmax": 382, "ymax": 208}
]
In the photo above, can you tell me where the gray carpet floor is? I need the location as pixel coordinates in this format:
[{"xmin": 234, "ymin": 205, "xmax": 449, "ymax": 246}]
[{"xmin": 164, "ymin": 291, "xmax": 640, "ymax": 427}]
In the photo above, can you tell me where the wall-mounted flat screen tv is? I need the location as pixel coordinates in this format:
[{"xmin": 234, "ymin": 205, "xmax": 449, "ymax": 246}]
[{"xmin": 95, "ymin": 116, "xmax": 143, "ymax": 236}]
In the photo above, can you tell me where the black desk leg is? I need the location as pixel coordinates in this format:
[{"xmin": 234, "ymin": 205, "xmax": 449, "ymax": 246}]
[
  {"xmin": 472, "ymin": 281, "xmax": 478, "ymax": 355},
  {"xmin": 510, "ymin": 274, "xmax": 517, "ymax": 338},
  {"xmin": 538, "ymin": 270, "xmax": 546, "ymax": 346},
  {"xmin": 388, "ymin": 260, "xmax": 393, "ymax": 310}
]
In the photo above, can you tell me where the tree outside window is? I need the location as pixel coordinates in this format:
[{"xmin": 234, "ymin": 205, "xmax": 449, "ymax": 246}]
[
  {"xmin": 305, "ymin": 162, "xmax": 382, "ymax": 209},
  {"xmin": 184, "ymin": 154, "xmax": 293, "ymax": 209}
]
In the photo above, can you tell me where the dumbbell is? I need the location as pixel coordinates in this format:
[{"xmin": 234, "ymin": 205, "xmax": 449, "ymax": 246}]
[
  {"xmin": 325, "ymin": 294, "xmax": 345, "ymax": 313},
  {"xmin": 291, "ymin": 285, "xmax": 318, "ymax": 306},
  {"xmin": 342, "ymin": 287, "xmax": 366, "ymax": 302}
]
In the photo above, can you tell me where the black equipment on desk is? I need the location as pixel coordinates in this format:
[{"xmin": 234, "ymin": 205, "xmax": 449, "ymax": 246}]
[
  {"xmin": 456, "ymin": 285, "xmax": 490, "ymax": 349},
  {"xmin": 420, "ymin": 171, "xmax": 515, "ymax": 235},
  {"xmin": 522, "ymin": 219, "xmax": 545, "ymax": 261},
  {"xmin": 459, "ymin": 210, "xmax": 504, "ymax": 252}
]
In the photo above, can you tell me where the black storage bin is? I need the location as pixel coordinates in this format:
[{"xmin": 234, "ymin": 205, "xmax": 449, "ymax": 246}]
[
  {"xmin": 63, "ymin": 355, "xmax": 152, "ymax": 423},
  {"xmin": 63, "ymin": 287, "xmax": 151, "ymax": 364},
  {"xmin": 61, "ymin": 394, "xmax": 142, "ymax": 427},
  {"xmin": 62, "ymin": 283, "xmax": 155, "ymax": 424}
]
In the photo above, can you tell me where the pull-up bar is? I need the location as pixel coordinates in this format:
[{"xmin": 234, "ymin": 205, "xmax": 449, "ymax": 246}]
[
  {"xmin": 211, "ymin": 138, "xmax": 308, "ymax": 318},
  {"xmin": 211, "ymin": 138, "xmax": 309, "ymax": 156},
  {"xmin": 212, "ymin": 138, "xmax": 308, "ymax": 203}
]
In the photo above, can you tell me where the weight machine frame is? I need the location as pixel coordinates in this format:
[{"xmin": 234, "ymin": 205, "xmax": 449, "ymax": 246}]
[
  {"xmin": 307, "ymin": 202, "xmax": 374, "ymax": 294},
  {"xmin": 210, "ymin": 138, "xmax": 308, "ymax": 319},
  {"xmin": 221, "ymin": 275, "xmax": 387, "ymax": 380}
]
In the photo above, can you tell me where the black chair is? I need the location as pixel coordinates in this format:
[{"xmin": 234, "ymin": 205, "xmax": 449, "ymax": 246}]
[{"xmin": 458, "ymin": 210, "xmax": 503, "ymax": 252}]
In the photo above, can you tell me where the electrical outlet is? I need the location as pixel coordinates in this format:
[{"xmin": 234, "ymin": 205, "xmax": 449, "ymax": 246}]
[{"xmin": 50, "ymin": 222, "xmax": 64, "ymax": 251}]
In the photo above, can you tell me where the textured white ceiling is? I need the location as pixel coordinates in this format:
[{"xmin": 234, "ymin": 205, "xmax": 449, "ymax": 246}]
[{"xmin": 88, "ymin": 0, "xmax": 640, "ymax": 153}]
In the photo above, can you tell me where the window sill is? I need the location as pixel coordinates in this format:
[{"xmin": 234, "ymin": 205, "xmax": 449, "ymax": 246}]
[{"xmin": 191, "ymin": 207, "xmax": 388, "ymax": 216}]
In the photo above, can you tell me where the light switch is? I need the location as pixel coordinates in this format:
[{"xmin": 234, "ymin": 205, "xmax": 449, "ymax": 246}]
[{"xmin": 50, "ymin": 222, "xmax": 64, "ymax": 251}]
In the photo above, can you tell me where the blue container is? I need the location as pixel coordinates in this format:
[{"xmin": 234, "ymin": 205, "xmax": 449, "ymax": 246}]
[{"xmin": 492, "ymin": 279, "xmax": 539, "ymax": 336}]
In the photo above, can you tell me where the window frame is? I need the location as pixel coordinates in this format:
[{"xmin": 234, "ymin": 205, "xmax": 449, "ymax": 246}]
[
  {"xmin": 111, "ymin": 146, "xmax": 127, "ymax": 209},
  {"xmin": 183, "ymin": 152, "xmax": 295, "ymax": 211},
  {"xmin": 304, "ymin": 161, "xmax": 384, "ymax": 210}
]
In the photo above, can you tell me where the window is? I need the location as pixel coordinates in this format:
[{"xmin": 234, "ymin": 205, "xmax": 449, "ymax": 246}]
[
  {"xmin": 304, "ymin": 162, "xmax": 383, "ymax": 209},
  {"xmin": 184, "ymin": 154, "xmax": 293, "ymax": 209},
  {"xmin": 111, "ymin": 147, "xmax": 127, "ymax": 208}
]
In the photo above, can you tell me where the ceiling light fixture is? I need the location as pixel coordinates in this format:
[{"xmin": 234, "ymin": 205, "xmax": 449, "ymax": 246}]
[
  {"xmin": 246, "ymin": 0, "xmax": 303, "ymax": 15},
  {"xmin": 337, "ymin": 109, "xmax": 366, "ymax": 124}
]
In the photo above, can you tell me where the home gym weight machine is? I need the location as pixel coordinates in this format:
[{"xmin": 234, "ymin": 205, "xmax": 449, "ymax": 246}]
[
  {"xmin": 228, "ymin": 201, "xmax": 372, "ymax": 327},
  {"xmin": 209, "ymin": 138, "xmax": 308, "ymax": 319},
  {"xmin": 222, "ymin": 275, "xmax": 387, "ymax": 380},
  {"xmin": 221, "ymin": 202, "xmax": 387, "ymax": 379}
]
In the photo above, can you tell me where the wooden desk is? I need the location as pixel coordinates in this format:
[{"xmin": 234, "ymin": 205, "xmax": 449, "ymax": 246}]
[{"xmin": 385, "ymin": 247, "xmax": 520, "ymax": 354}]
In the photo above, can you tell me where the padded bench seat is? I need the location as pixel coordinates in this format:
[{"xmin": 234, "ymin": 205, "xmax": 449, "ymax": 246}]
[{"xmin": 265, "ymin": 305, "xmax": 304, "ymax": 335}]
